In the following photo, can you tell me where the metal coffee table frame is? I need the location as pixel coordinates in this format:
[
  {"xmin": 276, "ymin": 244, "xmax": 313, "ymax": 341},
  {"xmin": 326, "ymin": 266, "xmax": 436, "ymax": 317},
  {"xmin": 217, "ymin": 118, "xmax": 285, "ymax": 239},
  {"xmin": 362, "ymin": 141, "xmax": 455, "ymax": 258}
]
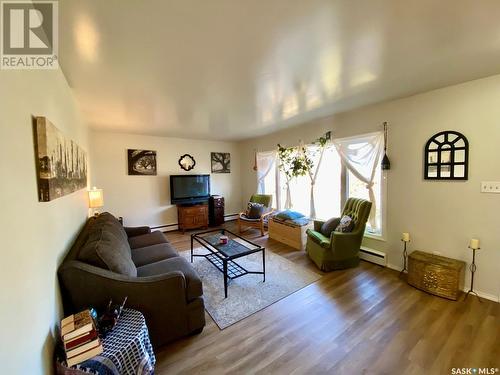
[{"xmin": 191, "ymin": 229, "xmax": 265, "ymax": 298}]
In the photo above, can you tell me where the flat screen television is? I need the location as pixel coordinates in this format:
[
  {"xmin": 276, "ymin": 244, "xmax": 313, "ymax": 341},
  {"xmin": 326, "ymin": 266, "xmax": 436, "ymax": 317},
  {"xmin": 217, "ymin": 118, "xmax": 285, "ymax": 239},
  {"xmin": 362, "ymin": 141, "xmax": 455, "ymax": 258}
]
[{"xmin": 170, "ymin": 174, "xmax": 210, "ymax": 204}]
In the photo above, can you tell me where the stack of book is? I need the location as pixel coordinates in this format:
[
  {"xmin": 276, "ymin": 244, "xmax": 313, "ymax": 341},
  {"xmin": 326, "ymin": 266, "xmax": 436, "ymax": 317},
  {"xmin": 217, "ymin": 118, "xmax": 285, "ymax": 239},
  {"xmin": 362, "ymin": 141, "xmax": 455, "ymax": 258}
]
[{"xmin": 60, "ymin": 310, "xmax": 103, "ymax": 367}]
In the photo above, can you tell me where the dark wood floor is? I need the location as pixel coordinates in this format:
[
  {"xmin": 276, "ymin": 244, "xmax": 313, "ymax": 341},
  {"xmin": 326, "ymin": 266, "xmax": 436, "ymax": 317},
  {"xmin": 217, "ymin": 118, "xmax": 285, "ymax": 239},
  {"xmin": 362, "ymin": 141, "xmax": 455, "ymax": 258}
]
[{"xmin": 156, "ymin": 222, "xmax": 499, "ymax": 375}]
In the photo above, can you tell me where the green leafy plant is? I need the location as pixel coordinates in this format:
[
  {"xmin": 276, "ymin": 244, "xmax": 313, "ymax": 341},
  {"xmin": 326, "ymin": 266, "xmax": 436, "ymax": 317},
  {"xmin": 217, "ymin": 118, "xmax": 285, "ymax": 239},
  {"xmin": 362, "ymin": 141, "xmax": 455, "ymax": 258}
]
[{"xmin": 277, "ymin": 144, "xmax": 313, "ymax": 180}]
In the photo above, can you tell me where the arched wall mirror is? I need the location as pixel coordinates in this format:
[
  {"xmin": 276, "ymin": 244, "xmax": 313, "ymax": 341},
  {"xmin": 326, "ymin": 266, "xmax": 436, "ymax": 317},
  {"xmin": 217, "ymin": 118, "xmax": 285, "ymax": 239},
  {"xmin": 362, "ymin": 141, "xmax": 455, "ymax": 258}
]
[{"xmin": 424, "ymin": 131, "xmax": 469, "ymax": 180}]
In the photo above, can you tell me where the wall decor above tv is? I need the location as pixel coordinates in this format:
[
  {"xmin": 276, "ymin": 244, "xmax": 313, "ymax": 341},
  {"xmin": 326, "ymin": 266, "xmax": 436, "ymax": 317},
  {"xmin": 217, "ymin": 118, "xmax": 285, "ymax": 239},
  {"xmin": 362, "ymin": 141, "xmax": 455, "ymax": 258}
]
[
  {"xmin": 128, "ymin": 149, "xmax": 157, "ymax": 175},
  {"xmin": 33, "ymin": 117, "xmax": 88, "ymax": 202},
  {"xmin": 211, "ymin": 152, "xmax": 230, "ymax": 173},
  {"xmin": 178, "ymin": 154, "xmax": 196, "ymax": 171}
]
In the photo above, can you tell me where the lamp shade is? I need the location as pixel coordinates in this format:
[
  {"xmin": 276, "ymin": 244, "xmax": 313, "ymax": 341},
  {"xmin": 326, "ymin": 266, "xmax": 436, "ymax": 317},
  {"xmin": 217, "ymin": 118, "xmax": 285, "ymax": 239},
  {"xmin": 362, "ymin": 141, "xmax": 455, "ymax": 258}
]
[
  {"xmin": 88, "ymin": 187, "xmax": 104, "ymax": 208},
  {"xmin": 402, "ymin": 232, "xmax": 410, "ymax": 242}
]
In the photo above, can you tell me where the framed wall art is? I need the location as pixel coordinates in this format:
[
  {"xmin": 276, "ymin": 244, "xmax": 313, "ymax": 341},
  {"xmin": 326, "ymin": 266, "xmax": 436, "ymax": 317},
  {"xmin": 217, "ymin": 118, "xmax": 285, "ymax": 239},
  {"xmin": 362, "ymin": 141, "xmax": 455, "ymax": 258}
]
[
  {"xmin": 128, "ymin": 149, "xmax": 157, "ymax": 175},
  {"xmin": 34, "ymin": 117, "xmax": 88, "ymax": 202},
  {"xmin": 211, "ymin": 152, "xmax": 230, "ymax": 173}
]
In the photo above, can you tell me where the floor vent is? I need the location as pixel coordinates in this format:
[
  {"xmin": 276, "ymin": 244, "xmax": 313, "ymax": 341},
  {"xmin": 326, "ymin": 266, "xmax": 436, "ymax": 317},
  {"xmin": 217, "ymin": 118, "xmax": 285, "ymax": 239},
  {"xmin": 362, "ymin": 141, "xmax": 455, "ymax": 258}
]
[{"xmin": 359, "ymin": 246, "xmax": 387, "ymax": 267}]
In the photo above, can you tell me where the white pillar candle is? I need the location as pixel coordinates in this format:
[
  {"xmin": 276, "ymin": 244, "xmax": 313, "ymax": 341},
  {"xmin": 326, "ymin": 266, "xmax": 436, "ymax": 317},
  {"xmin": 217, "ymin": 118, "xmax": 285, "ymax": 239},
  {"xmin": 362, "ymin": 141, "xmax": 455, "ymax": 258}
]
[
  {"xmin": 469, "ymin": 239, "xmax": 480, "ymax": 250},
  {"xmin": 402, "ymin": 232, "xmax": 410, "ymax": 242}
]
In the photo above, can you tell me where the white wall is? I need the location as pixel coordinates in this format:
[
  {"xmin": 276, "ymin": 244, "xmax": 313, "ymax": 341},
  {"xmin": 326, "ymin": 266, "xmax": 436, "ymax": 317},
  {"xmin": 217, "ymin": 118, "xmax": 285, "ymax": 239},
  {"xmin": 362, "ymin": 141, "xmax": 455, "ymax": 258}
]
[
  {"xmin": 0, "ymin": 70, "xmax": 89, "ymax": 374},
  {"xmin": 240, "ymin": 74, "xmax": 500, "ymax": 301},
  {"xmin": 89, "ymin": 131, "xmax": 242, "ymax": 227}
]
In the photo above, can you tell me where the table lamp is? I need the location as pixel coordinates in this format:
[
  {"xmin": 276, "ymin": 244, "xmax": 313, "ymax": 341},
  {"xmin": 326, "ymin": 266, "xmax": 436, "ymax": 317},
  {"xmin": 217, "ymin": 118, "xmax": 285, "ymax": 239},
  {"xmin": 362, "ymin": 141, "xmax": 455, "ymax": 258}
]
[{"xmin": 88, "ymin": 187, "xmax": 104, "ymax": 216}]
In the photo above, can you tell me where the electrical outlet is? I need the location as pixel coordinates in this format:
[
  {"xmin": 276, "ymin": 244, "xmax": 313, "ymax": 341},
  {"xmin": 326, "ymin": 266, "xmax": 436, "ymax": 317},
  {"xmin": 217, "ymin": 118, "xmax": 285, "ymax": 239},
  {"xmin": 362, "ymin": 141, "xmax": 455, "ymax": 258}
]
[{"xmin": 480, "ymin": 181, "xmax": 500, "ymax": 193}]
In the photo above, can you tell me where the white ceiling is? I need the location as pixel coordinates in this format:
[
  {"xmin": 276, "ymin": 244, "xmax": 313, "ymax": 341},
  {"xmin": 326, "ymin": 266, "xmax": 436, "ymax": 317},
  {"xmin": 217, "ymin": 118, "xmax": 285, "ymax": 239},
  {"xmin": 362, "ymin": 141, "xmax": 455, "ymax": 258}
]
[{"xmin": 59, "ymin": 0, "xmax": 500, "ymax": 141}]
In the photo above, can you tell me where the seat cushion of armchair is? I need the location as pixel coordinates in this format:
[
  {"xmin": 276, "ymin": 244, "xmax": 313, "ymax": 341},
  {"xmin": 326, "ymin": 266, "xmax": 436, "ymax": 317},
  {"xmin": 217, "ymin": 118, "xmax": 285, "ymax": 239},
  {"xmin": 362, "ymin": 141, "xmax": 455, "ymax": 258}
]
[
  {"xmin": 131, "ymin": 243, "xmax": 178, "ymax": 267},
  {"xmin": 137, "ymin": 257, "xmax": 203, "ymax": 301},
  {"xmin": 239, "ymin": 213, "xmax": 262, "ymax": 222},
  {"xmin": 306, "ymin": 229, "xmax": 331, "ymax": 248},
  {"xmin": 128, "ymin": 231, "xmax": 169, "ymax": 249}
]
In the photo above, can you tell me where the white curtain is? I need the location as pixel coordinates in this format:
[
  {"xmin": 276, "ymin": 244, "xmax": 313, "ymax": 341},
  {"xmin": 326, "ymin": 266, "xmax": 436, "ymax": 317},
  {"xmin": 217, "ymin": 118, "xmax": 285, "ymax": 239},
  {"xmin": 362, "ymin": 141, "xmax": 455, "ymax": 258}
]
[
  {"xmin": 256, "ymin": 151, "xmax": 277, "ymax": 194},
  {"xmin": 333, "ymin": 132, "xmax": 384, "ymax": 227},
  {"xmin": 307, "ymin": 144, "xmax": 328, "ymax": 218}
]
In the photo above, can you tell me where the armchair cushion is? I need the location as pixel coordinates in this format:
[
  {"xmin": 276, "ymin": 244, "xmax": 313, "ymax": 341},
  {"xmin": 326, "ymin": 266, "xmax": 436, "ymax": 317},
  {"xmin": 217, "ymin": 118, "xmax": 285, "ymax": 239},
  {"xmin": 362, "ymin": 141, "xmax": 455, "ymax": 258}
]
[
  {"xmin": 137, "ymin": 257, "xmax": 203, "ymax": 301},
  {"xmin": 306, "ymin": 229, "xmax": 331, "ymax": 249},
  {"xmin": 334, "ymin": 215, "xmax": 355, "ymax": 233},
  {"xmin": 239, "ymin": 213, "xmax": 262, "ymax": 222},
  {"xmin": 320, "ymin": 217, "xmax": 341, "ymax": 237},
  {"xmin": 128, "ymin": 231, "xmax": 169, "ymax": 249},
  {"xmin": 246, "ymin": 202, "xmax": 265, "ymax": 219}
]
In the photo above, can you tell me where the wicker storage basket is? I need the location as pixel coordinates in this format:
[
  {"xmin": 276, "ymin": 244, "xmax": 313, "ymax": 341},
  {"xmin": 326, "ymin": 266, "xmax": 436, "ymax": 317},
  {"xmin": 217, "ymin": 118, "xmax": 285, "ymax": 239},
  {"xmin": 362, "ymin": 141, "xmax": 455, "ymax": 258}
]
[{"xmin": 407, "ymin": 250, "xmax": 465, "ymax": 300}]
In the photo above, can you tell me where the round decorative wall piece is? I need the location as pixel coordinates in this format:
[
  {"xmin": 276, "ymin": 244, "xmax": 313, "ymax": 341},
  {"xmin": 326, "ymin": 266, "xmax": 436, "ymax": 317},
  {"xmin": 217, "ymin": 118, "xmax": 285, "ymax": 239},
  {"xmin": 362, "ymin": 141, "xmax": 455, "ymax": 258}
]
[{"xmin": 178, "ymin": 154, "xmax": 196, "ymax": 171}]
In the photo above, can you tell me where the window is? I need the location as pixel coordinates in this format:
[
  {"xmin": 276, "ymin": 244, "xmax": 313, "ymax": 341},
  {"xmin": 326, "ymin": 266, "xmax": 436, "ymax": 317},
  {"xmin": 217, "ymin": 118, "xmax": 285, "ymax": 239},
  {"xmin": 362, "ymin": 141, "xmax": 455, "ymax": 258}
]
[
  {"xmin": 277, "ymin": 145, "xmax": 342, "ymax": 219},
  {"xmin": 257, "ymin": 132, "xmax": 385, "ymax": 238}
]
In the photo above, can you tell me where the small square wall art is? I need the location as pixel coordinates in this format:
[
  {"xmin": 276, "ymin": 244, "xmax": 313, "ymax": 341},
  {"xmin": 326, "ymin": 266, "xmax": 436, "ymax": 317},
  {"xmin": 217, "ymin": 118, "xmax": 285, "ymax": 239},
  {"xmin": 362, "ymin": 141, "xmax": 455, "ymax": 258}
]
[{"xmin": 127, "ymin": 149, "xmax": 157, "ymax": 175}]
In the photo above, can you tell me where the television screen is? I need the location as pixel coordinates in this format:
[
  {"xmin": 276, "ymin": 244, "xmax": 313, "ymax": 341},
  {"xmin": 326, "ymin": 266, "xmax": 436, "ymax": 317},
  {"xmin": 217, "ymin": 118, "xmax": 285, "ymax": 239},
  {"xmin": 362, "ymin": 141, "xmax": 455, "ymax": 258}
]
[{"xmin": 170, "ymin": 175, "xmax": 210, "ymax": 204}]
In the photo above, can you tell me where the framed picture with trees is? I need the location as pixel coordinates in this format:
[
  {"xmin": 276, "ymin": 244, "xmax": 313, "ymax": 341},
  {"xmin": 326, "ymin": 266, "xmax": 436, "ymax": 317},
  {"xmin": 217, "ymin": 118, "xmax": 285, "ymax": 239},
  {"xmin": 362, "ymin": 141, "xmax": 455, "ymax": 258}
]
[{"xmin": 211, "ymin": 152, "xmax": 230, "ymax": 173}]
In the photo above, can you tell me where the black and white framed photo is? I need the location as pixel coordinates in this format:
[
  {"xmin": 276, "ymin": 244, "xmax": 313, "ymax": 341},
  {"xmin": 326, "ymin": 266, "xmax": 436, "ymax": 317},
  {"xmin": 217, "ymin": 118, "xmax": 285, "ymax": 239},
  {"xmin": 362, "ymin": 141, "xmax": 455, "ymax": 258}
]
[
  {"xmin": 127, "ymin": 149, "xmax": 157, "ymax": 175},
  {"xmin": 34, "ymin": 117, "xmax": 88, "ymax": 202},
  {"xmin": 211, "ymin": 152, "xmax": 230, "ymax": 173}
]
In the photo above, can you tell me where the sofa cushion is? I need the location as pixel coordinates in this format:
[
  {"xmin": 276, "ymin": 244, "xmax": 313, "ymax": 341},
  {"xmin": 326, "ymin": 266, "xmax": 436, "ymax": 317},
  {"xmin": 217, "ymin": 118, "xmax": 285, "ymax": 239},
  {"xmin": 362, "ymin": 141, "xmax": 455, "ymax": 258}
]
[
  {"xmin": 137, "ymin": 257, "xmax": 202, "ymax": 301},
  {"xmin": 79, "ymin": 228, "xmax": 137, "ymax": 277},
  {"xmin": 128, "ymin": 231, "xmax": 168, "ymax": 249},
  {"xmin": 95, "ymin": 213, "xmax": 128, "ymax": 244},
  {"xmin": 320, "ymin": 217, "xmax": 341, "ymax": 237},
  {"xmin": 131, "ymin": 243, "xmax": 178, "ymax": 267}
]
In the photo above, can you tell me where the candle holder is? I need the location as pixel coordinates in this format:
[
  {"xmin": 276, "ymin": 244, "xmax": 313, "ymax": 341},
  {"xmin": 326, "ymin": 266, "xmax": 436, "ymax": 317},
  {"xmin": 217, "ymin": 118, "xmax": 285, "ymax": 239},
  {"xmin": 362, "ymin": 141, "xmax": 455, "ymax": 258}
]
[
  {"xmin": 399, "ymin": 239, "xmax": 410, "ymax": 277},
  {"xmin": 464, "ymin": 245, "xmax": 482, "ymax": 302}
]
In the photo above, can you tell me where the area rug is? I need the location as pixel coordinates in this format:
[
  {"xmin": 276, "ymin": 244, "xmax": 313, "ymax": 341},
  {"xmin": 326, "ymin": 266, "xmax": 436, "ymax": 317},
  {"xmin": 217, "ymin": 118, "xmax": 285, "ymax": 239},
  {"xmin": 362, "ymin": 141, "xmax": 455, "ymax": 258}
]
[{"xmin": 180, "ymin": 248, "xmax": 321, "ymax": 329}]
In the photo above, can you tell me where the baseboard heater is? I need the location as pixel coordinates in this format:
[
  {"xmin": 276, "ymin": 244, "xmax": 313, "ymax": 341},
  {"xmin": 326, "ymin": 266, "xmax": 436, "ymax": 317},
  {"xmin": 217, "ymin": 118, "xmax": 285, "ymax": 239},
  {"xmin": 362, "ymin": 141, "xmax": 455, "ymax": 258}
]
[
  {"xmin": 153, "ymin": 213, "xmax": 240, "ymax": 233},
  {"xmin": 359, "ymin": 246, "xmax": 387, "ymax": 267}
]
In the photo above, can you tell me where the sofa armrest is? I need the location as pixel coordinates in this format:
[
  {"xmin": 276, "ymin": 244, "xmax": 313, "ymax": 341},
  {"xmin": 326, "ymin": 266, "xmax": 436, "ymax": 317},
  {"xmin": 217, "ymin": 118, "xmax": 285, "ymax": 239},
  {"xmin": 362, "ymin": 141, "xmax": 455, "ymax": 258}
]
[
  {"xmin": 58, "ymin": 260, "xmax": 187, "ymax": 313},
  {"xmin": 313, "ymin": 220, "xmax": 325, "ymax": 232},
  {"xmin": 124, "ymin": 226, "xmax": 151, "ymax": 238}
]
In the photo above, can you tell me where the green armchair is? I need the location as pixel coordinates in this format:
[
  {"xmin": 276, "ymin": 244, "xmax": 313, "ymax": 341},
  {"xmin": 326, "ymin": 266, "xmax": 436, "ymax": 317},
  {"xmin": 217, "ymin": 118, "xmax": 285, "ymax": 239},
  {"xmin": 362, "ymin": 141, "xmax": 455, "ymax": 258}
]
[{"xmin": 305, "ymin": 198, "xmax": 372, "ymax": 271}]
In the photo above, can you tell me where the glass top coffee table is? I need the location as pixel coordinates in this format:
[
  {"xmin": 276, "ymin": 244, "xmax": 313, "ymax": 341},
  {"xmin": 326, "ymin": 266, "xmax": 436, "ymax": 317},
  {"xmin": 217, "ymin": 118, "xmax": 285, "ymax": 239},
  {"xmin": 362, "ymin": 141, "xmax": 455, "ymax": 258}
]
[{"xmin": 191, "ymin": 229, "xmax": 265, "ymax": 298}]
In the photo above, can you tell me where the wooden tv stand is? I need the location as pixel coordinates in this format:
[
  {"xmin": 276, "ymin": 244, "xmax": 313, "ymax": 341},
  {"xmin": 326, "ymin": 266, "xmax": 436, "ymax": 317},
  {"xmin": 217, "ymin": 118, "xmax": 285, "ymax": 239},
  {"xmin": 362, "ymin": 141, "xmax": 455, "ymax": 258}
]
[{"xmin": 177, "ymin": 203, "xmax": 208, "ymax": 233}]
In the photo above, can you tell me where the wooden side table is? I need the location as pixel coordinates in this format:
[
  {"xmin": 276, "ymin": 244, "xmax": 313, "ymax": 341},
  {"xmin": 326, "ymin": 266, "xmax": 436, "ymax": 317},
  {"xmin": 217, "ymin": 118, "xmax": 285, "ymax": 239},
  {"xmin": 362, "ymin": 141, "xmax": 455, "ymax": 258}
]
[{"xmin": 56, "ymin": 309, "xmax": 155, "ymax": 375}]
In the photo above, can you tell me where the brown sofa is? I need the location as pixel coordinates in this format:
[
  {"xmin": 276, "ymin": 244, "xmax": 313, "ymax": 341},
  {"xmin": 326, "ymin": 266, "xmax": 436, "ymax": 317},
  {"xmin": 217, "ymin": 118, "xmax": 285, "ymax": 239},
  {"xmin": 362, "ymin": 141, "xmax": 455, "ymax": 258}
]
[{"xmin": 58, "ymin": 213, "xmax": 205, "ymax": 347}]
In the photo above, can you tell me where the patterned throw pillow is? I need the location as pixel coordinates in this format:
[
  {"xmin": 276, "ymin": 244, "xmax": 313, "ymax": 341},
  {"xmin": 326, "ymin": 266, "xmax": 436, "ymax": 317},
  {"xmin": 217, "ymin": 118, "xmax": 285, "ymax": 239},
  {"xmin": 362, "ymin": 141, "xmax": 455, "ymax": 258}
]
[
  {"xmin": 334, "ymin": 215, "xmax": 355, "ymax": 233},
  {"xmin": 246, "ymin": 202, "xmax": 265, "ymax": 219}
]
